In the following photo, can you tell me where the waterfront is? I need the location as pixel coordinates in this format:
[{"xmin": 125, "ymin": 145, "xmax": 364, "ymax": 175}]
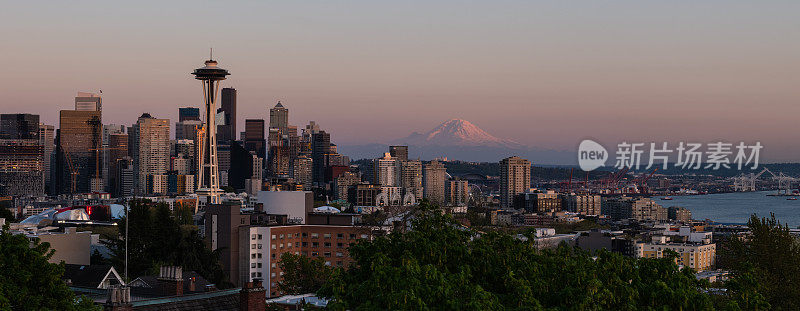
[{"xmin": 662, "ymin": 191, "xmax": 800, "ymax": 226}]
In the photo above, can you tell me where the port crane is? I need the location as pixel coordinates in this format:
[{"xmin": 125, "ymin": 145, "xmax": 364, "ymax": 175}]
[{"xmin": 733, "ymin": 168, "xmax": 798, "ymax": 194}]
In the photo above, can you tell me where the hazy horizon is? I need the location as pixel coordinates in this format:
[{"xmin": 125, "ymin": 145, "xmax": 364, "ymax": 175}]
[{"xmin": 2, "ymin": 1, "xmax": 798, "ymax": 162}]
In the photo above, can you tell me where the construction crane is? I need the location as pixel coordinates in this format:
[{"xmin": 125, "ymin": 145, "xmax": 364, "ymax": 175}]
[
  {"xmin": 87, "ymin": 145, "xmax": 128, "ymax": 192},
  {"xmin": 59, "ymin": 145, "xmax": 79, "ymax": 195}
]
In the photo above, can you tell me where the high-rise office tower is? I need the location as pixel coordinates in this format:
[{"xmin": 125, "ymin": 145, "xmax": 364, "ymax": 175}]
[
  {"xmin": 56, "ymin": 110, "xmax": 102, "ymax": 194},
  {"xmin": 244, "ymin": 119, "xmax": 265, "ymax": 157},
  {"xmin": 1, "ymin": 114, "xmax": 39, "ymax": 139},
  {"xmin": 292, "ymin": 155, "xmax": 312, "ymax": 190},
  {"xmin": 400, "ymin": 159, "xmax": 423, "ymax": 200},
  {"xmin": 38, "ymin": 123, "xmax": 54, "ymax": 194},
  {"xmin": 178, "ymin": 107, "xmax": 201, "ymax": 122},
  {"xmin": 333, "ymin": 171, "xmax": 360, "ymax": 201},
  {"xmin": 445, "ymin": 179, "xmax": 470, "ymax": 206},
  {"xmin": 389, "ymin": 146, "xmax": 409, "ymax": 162},
  {"xmin": 0, "ymin": 114, "xmax": 44, "ymax": 197},
  {"xmin": 74, "ymin": 92, "xmax": 102, "ymax": 111},
  {"xmin": 107, "ymin": 133, "xmax": 128, "ymax": 195},
  {"xmin": 423, "ymin": 160, "xmax": 447, "ymax": 205},
  {"xmin": 102, "ymin": 124, "xmax": 125, "ymax": 142},
  {"xmin": 174, "ymin": 139, "xmax": 196, "ymax": 175},
  {"xmin": 311, "ymin": 130, "xmax": 331, "ymax": 184},
  {"xmin": 499, "ymin": 156, "xmax": 531, "ymax": 208},
  {"xmin": 115, "ymin": 157, "xmax": 135, "ymax": 197},
  {"xmin": 101, "ymin": 124, "xmax": 125, "ymax": 191},
  {"xmin": 131, "ymin": 113, "xmax": 170, "ymax": 194},
  {"xmin": 0, "ymin": 140, "xmax": 44, "ymax": 197},
  {"xmin": 269, "ymin": 101, "xmax": 288, "ymax": 132},
  {"xmin": 372, "ymin": 153, "xmax": 400, "ymax": 187},
  {"xmin": 175, "ymin": 120, "xmax": 202, "ymax": 141},
  {"xmin": 217, "ymin": 87, "xmax": 237, "ymax": 143},
  {"xmin": 192, "ymin": 57, "xmax": 229, "ymax": 204}
]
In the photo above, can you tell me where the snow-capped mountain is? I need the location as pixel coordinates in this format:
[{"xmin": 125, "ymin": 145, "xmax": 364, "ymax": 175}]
[
  {"xmin": 394, "ymin": 119, "xmax": 523, "ymax": 148},
  {"xmin": 337, "ymin": 118, "xmax": 573, "ymax": 163}
]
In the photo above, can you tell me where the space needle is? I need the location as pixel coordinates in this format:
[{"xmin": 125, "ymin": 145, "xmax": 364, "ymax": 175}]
[{"xmin": 192, "ymin": 52, "xmax": 229, "ymax": 204}]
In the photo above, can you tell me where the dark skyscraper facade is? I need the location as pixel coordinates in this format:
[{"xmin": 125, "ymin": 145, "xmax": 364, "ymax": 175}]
[
  {"xmin": 178, "ymin": 107, "xmax": 200, "ymax": 122},
  {"xmin": 56, "ymin": 110, "xmax": 102, "ymax": 194},
  {"xmin": 0, "ymin": 114, "xmax": 40, "ymax": 139},
  {"xmin": 244, "ymin": 119, "xmax": 265, "ymax": 158},
  {"xmin": 311, "ymin": 130, "xmax": 331, "ymax": 184},
  {"xmin": 389, "ymin": 145, "xmax": 409, "ymax": 162},
  {"xmin": 218, "ymin": 87, "xmax": 237, "ymax": 143},
  {"xmin": 0, "ymin": 114, "xmax": 44, "ymax": 197},
  {"xmin": 107, "ymin": 133, "xmax": 129, "ymax": 195}
]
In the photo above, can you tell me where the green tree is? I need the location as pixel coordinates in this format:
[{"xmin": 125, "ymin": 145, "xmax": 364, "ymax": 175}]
[
  {"xmin": 277, "ymin": 253, "xmax": 334, "ymax": 294},
  {"xmin": 319, "ymin": 202, "xmax": 713, "ymax": 310},
  {"xmin": 102, "ymin": 199, "xmax": 229, "ymax": 287},
  {"xmin": 0, "ymin": 224, "xmax": 100, "ymax": 310},
  {"xmin": 717, "ymin": 213, "xmax": 798, "ymax": 310}
]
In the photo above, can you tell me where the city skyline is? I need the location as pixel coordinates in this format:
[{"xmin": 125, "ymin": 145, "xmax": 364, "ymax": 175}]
[{"xmin": 2, "ymin": 1, "xmax": 799, "ymax": 162}]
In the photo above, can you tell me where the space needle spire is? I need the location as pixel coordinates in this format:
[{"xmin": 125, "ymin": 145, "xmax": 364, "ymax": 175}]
[{"xmin": 191, "ymin": 54, "xmax": 229, "ymax": 204}]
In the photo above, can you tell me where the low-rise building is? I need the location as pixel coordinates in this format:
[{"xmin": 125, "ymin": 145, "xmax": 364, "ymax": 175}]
[
  {"xmin": 563, "ymin": 194, "xmax": 602, "ymax": 216},
  {"xmin": 514, "ymin": 191, "xmax": 562, "ymax": 213},
  {"xmin": 635, "ymin": 241, "xmax": 716, "ymax": 271},
  {"xmin": 603, "ymin": 197, "xmax": 666, "ymax": 222}
]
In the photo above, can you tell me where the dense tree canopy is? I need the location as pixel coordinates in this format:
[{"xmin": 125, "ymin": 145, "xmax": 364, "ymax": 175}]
[
  {"xmin": 102, "ymin": 199, "xmax": 228, "ymax": 287},
  {"xmin": 717, "ymin": 213, "xmax": 799, "ymax": 310},
  {"xmin": 317, "ymin": 204, "xmax": 715, "ymax": 310},
  {"xmin": 277, "ymin": 253, "xmax": 334, "ymax": 295},
  {"xmin": 0, "ymin": 225, "xmax": 99, "ymax": 310}
]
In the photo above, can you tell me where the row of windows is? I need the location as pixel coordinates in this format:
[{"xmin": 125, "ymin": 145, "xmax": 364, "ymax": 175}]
[
  {"xmin": 271, "ymin": 232, "xmax": 368, "ymax": 240},
  {"xmin": 271, "ymin": 242, "xmax": 349, "ymax": 249}
]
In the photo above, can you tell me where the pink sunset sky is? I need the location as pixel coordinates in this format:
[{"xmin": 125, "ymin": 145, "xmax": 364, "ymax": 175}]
[{"xmin": 1, "ymin": 1, "xmax": 798, "ymax": 161}]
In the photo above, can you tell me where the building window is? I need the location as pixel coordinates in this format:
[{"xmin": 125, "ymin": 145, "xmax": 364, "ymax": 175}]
[
  {"xmin": 311, "ymin": 233, "xmax": 319, "ymax": 238},
  {"xmin": 336, "ymin": 252, "xmax": 343, "ymax": 257},
  {"xmin": 251, "ymin": 254, "xmax": 256, "ymax": 259},
  {"xmin": 324, "ymin": 233, "xmax": 331, "ymax": 239},
  {"xmin": 280, "ymin": 234, "xmax": 284, "ymax": 239},
  {"xmin": 271, "ymin": 235, "xmax": 276, "ymax": 240},
  {"xmin": 257, "ymin": 253, "xmax": 262, "ymax": 258},
  {"xmin": 324, "ymin": 242, "xmax": 331, "ymax": 247},
  {"xmin": 272, "ymin": 244, "xmax": 276, "ymax": 249},
  {"xmin": 302, "ymin": 242, "xmax": 308, "ymax": 247},
  {"xmin": 258, "ymin": 234, "xmax": 263, "ymax": 240},
  {"xmin": 337, "ymin": 243, "xmax": 343, "ymax": 248},
  {"xmin": 258, "ymin": 244, "xmax": 262, "ymax": 249},
  {"xmin": 337, "ymin": 233, "xmax": 344, "ymax": 239},
  {"xmin": 258, "ymin": 263, "xmax": 262, "ymax": 268},
  {"xmin": 251, "ymin": 244, "xmax": 256, "ymax": 249},
  {"xmin": 349, "ymin": 234, "xmax": 356, "ymax": 239},
  {"xmin": 302, "ymin": 233, "xmax": 308, "ymax": 238},
  {"xmin": 251, "ymin": 263, "xmax": 256, "ymax": 268},
  {"xmin": 251, "ymin": 234, "xmax": 256, "ymax": 240},
  {"xmin": 312, "ymin": 242, "xmax": 319, "ymax": 247},
  {"xmin": 324, "ymin": 252, "xmax": 331, "ymax": 257}
]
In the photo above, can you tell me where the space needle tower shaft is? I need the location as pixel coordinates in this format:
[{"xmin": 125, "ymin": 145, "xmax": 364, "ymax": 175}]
[{"xmin": 191, "ymin": 52, "xmax": 230, "ymax": 204}]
